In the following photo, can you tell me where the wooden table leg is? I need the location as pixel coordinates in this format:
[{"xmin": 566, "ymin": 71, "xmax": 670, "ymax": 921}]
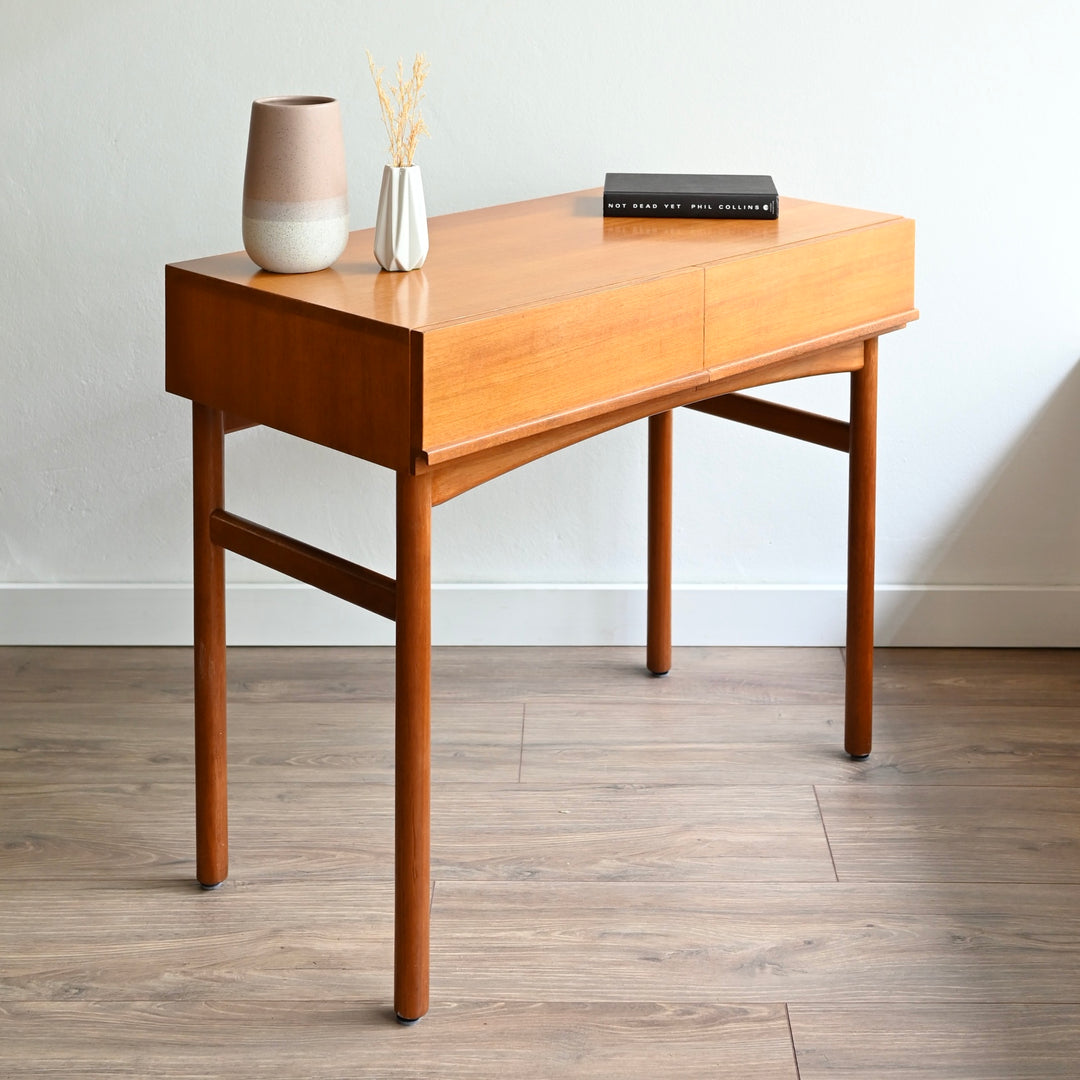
[
  {"xmin": 394, "ymin": 469, "xmax": 433, "ymax": 1023},
  {"xmin": 845, "ymin": 338, "xmax": 878, "ymax": 759},
  {"xmin": 192, "ymin": 403, "xmax": 228, "ymax": 886},
  {"xmin": 647, "ymin": 411, "xmax": 673, "ymax": 676}
]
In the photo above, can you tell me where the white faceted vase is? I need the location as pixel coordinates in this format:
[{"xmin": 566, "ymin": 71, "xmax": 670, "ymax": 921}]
[{"xmin": 374, "ymin": 165, "xmax": 428, "ymax": 271}]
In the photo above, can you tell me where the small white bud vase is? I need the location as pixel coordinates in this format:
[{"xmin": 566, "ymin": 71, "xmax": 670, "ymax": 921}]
[
  {"xmin": 242, "ymin": 96, "xmax": 349, "ymax": 274},
  {"xmin": 374, "ymin": 164, "xmax": 428, "ymax": 272}
]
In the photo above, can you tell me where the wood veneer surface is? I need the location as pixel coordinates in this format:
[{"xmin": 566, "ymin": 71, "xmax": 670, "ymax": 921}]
[
  {"xmin": 169, "ymin": 193, "xmax": 905, "ymax": 331},
  {"xmin": 167, "ymin": 191, "xmax": 916, "ymax": 463}
]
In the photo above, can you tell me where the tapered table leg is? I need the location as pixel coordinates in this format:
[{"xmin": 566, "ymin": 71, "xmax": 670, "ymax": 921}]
[
  {"xmin": 192, "ymin": 403, "xmax": 228, "ymax": 886},
  {"xmin": 845, "ymin": 339, "xmax": 878, "ymax": 759},
  {"xmin": 647, "ymin": 411, "xmax": 673, "ymax": 676},
  {"xmin": 394, "ymin": 469, "xmax": 433, "ymax": 1023}
]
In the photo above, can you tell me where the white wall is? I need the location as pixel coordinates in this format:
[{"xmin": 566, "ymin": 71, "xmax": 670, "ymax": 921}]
[{"xmin": 2, "ymin": 0, "xmax": 1078, "ymax": 645}]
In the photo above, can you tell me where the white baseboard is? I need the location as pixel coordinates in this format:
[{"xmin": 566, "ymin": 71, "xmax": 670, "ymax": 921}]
[{"xmin": 1, "ymin": 583, "xmax": 1077, "ymax": 646}]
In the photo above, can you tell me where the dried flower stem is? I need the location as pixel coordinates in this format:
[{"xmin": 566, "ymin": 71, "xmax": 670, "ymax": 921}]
[{"xmin": 366, "ymin": 50, "xmax": 429, "ymax": 167}]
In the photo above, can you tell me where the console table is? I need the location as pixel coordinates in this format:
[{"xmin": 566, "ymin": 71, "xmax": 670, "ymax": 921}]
[{"xmin": 165, "ymin": 189, "xmax": 916, "ymax": 1022}]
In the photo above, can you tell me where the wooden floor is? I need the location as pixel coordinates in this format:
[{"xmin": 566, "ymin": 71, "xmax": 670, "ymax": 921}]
[{"xmin": 2, "ymin": 645, "xmax": 1079, "ymax": 1079}]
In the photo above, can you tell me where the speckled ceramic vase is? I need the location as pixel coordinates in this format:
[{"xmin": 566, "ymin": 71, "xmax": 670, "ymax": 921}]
[
  {"xmin": 242, "ymin": 96, "xmax": 348, "ymax": 274},
  {"xmin": 374, "ymin": 165, "xmax": 428, "ymax": 271}
]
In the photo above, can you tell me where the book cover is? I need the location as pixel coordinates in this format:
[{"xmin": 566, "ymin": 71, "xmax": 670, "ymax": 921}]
[{"xmin": 603, "ymin": 173, "xmax": 779, "ymax": 220}]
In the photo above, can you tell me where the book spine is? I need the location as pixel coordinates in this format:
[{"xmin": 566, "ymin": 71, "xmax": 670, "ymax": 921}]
[{"xmin": 603, "ymin": 196, "xmax": 778, "ymax": 220}]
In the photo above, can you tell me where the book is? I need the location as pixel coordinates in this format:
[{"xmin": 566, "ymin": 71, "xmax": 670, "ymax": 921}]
[{"xmin": 602, "ymin": 173, "xmax": 779, "ymax": 220}]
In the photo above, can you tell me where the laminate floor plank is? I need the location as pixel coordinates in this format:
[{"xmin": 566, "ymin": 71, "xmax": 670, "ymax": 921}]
[
  {"xmin": 870, "ymin": 647, "xmax": 1080, "ymax": 706},
  {"xmin": 854, "ymin": 704, "xmax": 1080, "ymax": 785},
  {"xmin": 0, "ymin": 1000, "xmax": 798, "ymax": 1080},
  {"xmin": 0, "ymin": 646, "xmax": 846, "ymax": 704},
  {"xmin": 430, "ymin": 881, "xmax": 1080, "ymax": 1004},
  {"xmin": 0, "ymin": 783, "xmax": 195, "ymax": 880},
  {"xmin": 0, "ymin": 701, "xmax": 524, "ymax": 783},
  {"xmin": 431, "ymin": 783, "xmax": 834, "ymax": 882},
  {"xmin": 0, "ymin": 782, "xmax": 834, "ymax": 882},
  {"xmin": 221, "ymin": 646, "xmax": 845, "ymax": 705},
  {"xmin": 818, "ymin": 785, "xmax": 1080, "ymax": 882},
  {"xmin": 789, "ymin": 1004, "xmax": 1080, "ymax": 1079},
  {"xmin": 0, "ymin": 648, "xmax": 197, "ymax": 704},
  {"xmin": 0, "ymin": 878, "xmax": 396, "ymax": 1002},
  {"xmin": 9, "ymin": 878, "xmax": 1079, "ymax": 1006},
  {"xmin": 521, "ymin": 702, "xmax": 1080, "ymax": 785}
]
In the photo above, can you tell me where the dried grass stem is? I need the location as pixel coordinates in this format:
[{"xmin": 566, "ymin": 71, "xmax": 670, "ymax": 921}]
[{"xmin": 367, "ymin": 50, "xmax": 429, "ymax": 167}]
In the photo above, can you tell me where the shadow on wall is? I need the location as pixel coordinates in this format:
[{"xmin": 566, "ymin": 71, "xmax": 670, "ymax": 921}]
[{"xmin": 878, "ymin": 359, "xmax": 1080, "ymax": 646}]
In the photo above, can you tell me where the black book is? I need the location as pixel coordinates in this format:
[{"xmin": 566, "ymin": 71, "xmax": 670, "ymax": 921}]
[{"xmin": 603, "ymin": 172, "xmax": 779, "ymax": 220}]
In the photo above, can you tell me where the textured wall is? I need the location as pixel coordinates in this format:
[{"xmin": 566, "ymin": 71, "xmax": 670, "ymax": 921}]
[{"xmin": 2, "ymin": 1, "xmax": 1078, "ymax": 641}]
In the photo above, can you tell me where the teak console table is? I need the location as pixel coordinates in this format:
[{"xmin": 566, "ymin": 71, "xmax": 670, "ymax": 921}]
[{"xmin": 166, "ymin": 189, "xmax": 916, "ymax": 1022}]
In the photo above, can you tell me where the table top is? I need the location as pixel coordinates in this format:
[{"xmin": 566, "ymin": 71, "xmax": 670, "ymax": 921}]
[{"xmin": 166, "ymin": 190, "xmax": 916, "ymax": 470}]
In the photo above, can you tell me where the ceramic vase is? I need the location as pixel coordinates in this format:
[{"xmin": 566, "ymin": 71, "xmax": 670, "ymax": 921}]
[
  {"xmin": 373, "ymin": 165, "xmax": 428, "ymax": 271},
  {"xmin": 242, "ymin": 95, "xmax": 349, "ymax": 274}
]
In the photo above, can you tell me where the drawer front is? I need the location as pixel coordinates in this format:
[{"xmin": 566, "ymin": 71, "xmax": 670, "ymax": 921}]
[
  {"xmin": 420, "ymin": 271, "xmax": 704, "ymax": 454},
  {"xmin": 705, "ymin": 217, "xmax": 915, "ymax": 371}
]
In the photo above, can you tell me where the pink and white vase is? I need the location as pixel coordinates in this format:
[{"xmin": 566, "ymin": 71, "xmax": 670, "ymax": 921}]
[
  {"xmin": 242, "ymin": 95, "xmax": 349, "ymax": 274},
  {"xmin": 373, "ymin": 165, "xmax": 428, "ymax": 272}
]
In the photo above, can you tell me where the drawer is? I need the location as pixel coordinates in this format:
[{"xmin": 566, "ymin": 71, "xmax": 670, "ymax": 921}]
[
  {"xmin": 420, "ymin": 270, "xmax": 705, "ymax": 454},
  {"xmin": 705, "ymin": 216, "xmax": 915, "ymax": 371}
]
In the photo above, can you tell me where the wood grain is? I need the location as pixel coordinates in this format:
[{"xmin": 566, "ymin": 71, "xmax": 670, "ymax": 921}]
[
  {"xmin": 168, "ymin": 193, "xmax": 906, "ymax": 333},
  {"xmin": 420, "ymin": 270, "xmax": 704, "ymax": 452},
  {"xmin": 168, "ymin": 190, "xmax": 915, "ymax": 465},
  {"xmin": 0, "ymin": 646, "xmax": 845, "ymax": 704},
  {"xmin": 394, "ymin": 468, "xmax": 433, "ymax": 1020},
  {"xmin": 687, "ymin": 391, "xmax": 850, "ymax": 452},
  {"xmin": 870, "ymin": 647, "xmax": 1080, "ymax": 705},
  {"xmin": 646, "ymin": 414, "xmax": 673, "ymax": 678},
  {"xmin": 0, "ymin": 701, "xmax": 523, "ymax": 783},
  {"xmin": 817, "ymin": 785, "xmax": 1080, "ymax": 882},
  {"xmin": 210, "ymin": 645, "xmax": 844, "ymax": 705},
  {"xmin": 521, "ymin": 702, "xmax": 1080, "ymax": 786},
  {"xmin": 8, "ymin": 875, "xmax": 1078, "ymax": 1005},
  {"xmin": 704, "ymin": 218, "xmax": 914, "ymax": 370},
  {"xmin": 6, "ymin": 697, "xmax": 1071, "ymax": 787},
  {"xmin": 425, "ymin": 338, "xmax": 864, "ymax": 498},
  {"xmin": 3, "ymin": 645, "xmax": 1077, "ymax": 1074},
  {"xmin": 0, "ymin": 782, "xmax": 834, "ymax": 883},
  {"xmin": 844, "ymin": 337, "xmax": 877, "ymax": 756},
  {"xmin": 166, "ymin": 267, "xmax": 414, "ymax": 469},
  {"xmin": 789, "ymin": 1004, "xmax": 1080, "ymax": 1079},
  {"xmin": 209, "ymin": 510, "xmax": 397, "ymax": 620},
  {"xmin": 426, "ymin": 783, "xmax": 834, "ymax": 882},
  {"xmin": 0, "ymin": 647, "xmax": 198, "ymax": 703},
  {"xmin": 430, "ymin": 880, "xmax": 1080, "ymax": 1003},
  {"xmin": 0, "ymin": 1000, "xmax": 797, "ymax": 1080},
  {"xmin": 0, "ymin": 878, "xmax": 397, "ymax": 1002},
  {"xmin": 192, "ymin": 402, "xmax": 228, "ymax": 885}
]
